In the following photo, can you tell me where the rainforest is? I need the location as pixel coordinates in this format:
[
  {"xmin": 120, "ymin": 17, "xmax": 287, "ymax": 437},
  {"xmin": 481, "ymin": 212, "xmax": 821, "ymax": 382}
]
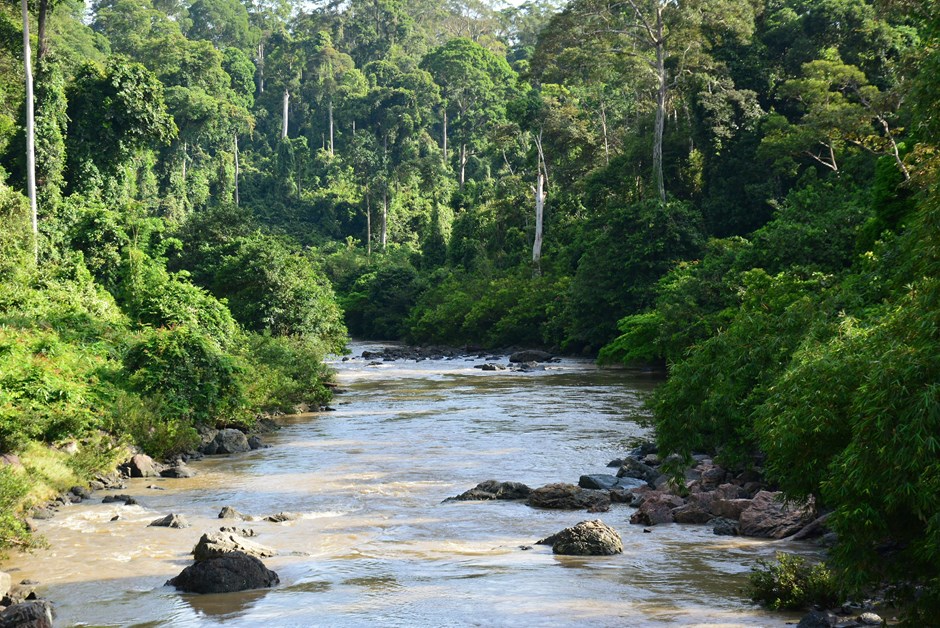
[{"xmin": 0, "ymin": 0, "xmax": 938, "ymax": 623}]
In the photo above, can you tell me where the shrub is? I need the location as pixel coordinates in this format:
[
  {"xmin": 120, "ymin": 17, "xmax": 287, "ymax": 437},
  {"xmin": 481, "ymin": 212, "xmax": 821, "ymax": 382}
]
[
  {"xmin": 123, "ymin": 326, "xmax": 248, "ymax": 428},
  {"xmin": 0, "ymin": 465, "xmax": 33, "ymax": 553},
  {"xmin": 746, "ymin": 553, "xmax": 840, "ymax": 611},
  {"xmin": 239, "ymin": 333, "xmax": 332, "ymax": 412}
]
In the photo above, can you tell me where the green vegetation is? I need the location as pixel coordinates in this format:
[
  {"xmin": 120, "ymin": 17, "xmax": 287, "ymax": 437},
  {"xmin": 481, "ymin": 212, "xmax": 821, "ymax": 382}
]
[
  {"xmin": 0, "ymin": 0, "xmax": 937, "ymax": 618},
  {"xmin": 747, "ymin": 553, "xmax": 840, "ymax": 611}
]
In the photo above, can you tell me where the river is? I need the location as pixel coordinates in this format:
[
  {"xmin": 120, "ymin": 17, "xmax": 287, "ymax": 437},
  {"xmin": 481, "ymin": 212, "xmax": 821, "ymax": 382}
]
[{"xmin": 4, "ymin": 342, "xmax": 814, "ymax": 627}]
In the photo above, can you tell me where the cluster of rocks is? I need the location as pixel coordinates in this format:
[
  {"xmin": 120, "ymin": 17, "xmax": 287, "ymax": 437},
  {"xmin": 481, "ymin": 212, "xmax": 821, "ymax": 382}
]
[
  {"xmin": 197, "ymin": 428, "xmax": 268, "ymax": 456},
  {"xmin": 0, "ymin": 573, "xmax": 53, "ymax": 628},
  {"xmin": 796, "ymin": 609, "xmax": 885, "ymax": 628},
  {"xmin": 356, "ymin": 346, "xmax": 560, "ymax": 372}
]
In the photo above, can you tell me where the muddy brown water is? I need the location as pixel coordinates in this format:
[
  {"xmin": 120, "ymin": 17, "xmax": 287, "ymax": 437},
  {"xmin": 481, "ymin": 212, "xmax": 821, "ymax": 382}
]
[{"xmin": 4, "ymin": 342, "xmax": 815, "ymax": 627}]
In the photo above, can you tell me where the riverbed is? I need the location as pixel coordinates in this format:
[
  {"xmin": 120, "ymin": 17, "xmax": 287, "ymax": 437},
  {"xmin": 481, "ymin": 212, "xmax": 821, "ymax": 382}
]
[{"xmin": 4, "ymin": 342, "xmax": 815, "ymax": 626}]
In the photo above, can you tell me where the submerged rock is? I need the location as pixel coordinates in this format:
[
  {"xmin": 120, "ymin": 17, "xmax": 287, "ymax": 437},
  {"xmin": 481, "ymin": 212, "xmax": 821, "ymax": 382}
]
[
  {"xmin": 537, "ymin": 520, "xmax": 623, "ymax": 556},
  {"xmin": 167, "ymin": 552, "xmax": 279, "ymax": 594},
  {"xmin": 447, "ymin": 480, "xmax": 532, "ymax": 501},
  {"xmin": 192, "ymin": 531, "xmax": 275, "ymax": 560},
  {"xmin": 263, "ymin": 512, "xmax": 301, "ymax": 523},
  {"xmin": 527, "ymin": 483, "xmax": 611, "ymax": 511}
]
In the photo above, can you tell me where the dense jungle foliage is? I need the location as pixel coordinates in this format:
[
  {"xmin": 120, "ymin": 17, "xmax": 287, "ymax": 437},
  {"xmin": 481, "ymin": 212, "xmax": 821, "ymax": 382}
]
[{"xmin": 0, "ymin": 0, "xmax": 937, "ymax": 619}]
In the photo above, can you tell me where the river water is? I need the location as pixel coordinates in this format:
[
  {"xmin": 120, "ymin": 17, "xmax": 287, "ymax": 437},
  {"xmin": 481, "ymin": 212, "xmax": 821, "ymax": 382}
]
[{"xmin": 5, "ymin": 342, "xmax": 814, "ymax": 627}]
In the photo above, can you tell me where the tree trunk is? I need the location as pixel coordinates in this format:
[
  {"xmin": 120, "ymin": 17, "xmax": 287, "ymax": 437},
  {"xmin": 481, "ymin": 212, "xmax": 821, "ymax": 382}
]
[
  {"xmin": 181, "ymin": 141, "xmax": 188, "ymax": 210},
  {"xmin": 459, "ymin": 143, "xmax": 467, "ymax": 189},
  {"xmin": 328, "ymin": 99, "xmax": 334, "ymax": 156},
  {"xmin": 233, "ymin": 134, "xmax": 240, "ymax": 206},
  {"xmin": 532, "ymin": 172, "xmax": 545, "ymax": 275},
  {"xmin": 257, "ymin": 42, "xmax": 264, "ymax": 94},
  {"xmin": 600, "ymin": 100, "xmax": 610, "ymax": 166},
  {"xmin": 442, "ymin": 107, "xmax": 448, "ymax": 164},
  {"xmin": 381, "ymin": 188, "xmax": 388, "ymax": 251},
  {"xmin": 281, "ymin": 88, "xmax": 289, "ymax": 139},
  {"xmin": 366, "ymin": 195, "xmax": 371, "ymax": 257},
  {"xmin": 37, "ymin": 0, "xmax": 49, "ymax": 61},
  {"xmin": 652, "ymin": 6, "xmax": 666, "ymax": 204},
  {"xmin": 22, "ymin": 0, "xmax": 37, "ymax": 263}
]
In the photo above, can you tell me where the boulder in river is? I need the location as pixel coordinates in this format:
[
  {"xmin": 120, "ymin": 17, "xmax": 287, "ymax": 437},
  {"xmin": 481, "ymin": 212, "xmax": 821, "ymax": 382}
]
[
  {"xmin": 616, "ymin": 458, "xmax": 661, "ymax": 486},
  {"xmin": 508, "ymin": 350, "xmax": 553, "ymax": 363},
  {"xmin": 167, "ymin": 552, "xmax": 279, "ymax": 594},
  {"xmin": 218, "ymin": 506, "xmax": 248, "ymax": 520},
  {"xmin": 537, "ymin": 520, "xmax": 623, "ymax": 556},
  {"xmin": 202, "ymin": 429, "xmax": 251, "ymax": 455},
  {"xmin": 263, "ymin": 512, "xmax": 301, "ymax": 523},
  {"xmin": 629, "ymin": 492, "xmax": 684, "ymax": 526},
  {"xmin": 121, "ymin": 454, "xmax": 160, "ymax": 478},
  {"xmin": 101, "ymin": 494, "xmax": 138, "ymax": 506},
  {"xmin": 149, "ymin": 514, "xmax": 191, "ymax": 529},
  {"xmin": 448, "ymin": 480, "xmax": 532, "ymax": 501},
  {"xmin": 738, "ymin": 491, "xmax": 816, "ymax": 539},
  {"xmin": 0, "ymin": 600, "xmax": 54, "ymax": 628},
  {"xmin": 160, "ymin": 463, "xmax": 195, "ymax": 479},
  {"xmin": 528, "ymin": 483, "xmax": 611, "ymax": 511},
  {"xmin": 192, "ymin": 531, "xmax": 275, "ymax": 560},
  {"xmin": 796, "ymin": 609, "xmax": 838, "ymax": 628}
]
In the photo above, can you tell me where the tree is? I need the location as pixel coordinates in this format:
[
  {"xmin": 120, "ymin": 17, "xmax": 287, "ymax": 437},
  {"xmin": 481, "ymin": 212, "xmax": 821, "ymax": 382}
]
[{"xmin": 21, "ymin": 0, "xmax": 37, "ymax": 262}]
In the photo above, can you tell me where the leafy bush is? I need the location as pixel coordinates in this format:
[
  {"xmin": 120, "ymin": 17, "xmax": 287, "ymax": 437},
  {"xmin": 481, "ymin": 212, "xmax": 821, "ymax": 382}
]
[
  {"xmin": 747, "ymin": 553, "xmax": 840, "ymax": 611},
  {"xmin": 123, "ymin": 326, "xmax": 248, "ymax": 428},
  {"xmin": 105, "ymin": 392, "xmax": 199, "ymax": 460},
  {"xmin": 239, "ymin": 333, "xmax": 332, "ymax": 412},
  {"xmin": 0, "ymin": 466, "xmax": 33, "ymax": 552}
]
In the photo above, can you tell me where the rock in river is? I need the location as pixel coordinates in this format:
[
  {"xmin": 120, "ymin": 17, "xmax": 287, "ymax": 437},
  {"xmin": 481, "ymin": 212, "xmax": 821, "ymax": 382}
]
[
  {"xmin": 508, "ymin": 350, "xmax": 553, "ymax": 363},
  {"xmin": 167, "ymin": 552, "xmax": 279, "ymax": 594},
  {"xmin": 738, "ymin": 491, "xmax": 816, "ymax": 539},
  {"xmin": 0, "ymin": 600, "xmax": 54, "ymax": 628},
  {"xmin": 528, "ymin": 483, "xmax": 611, "ymax": 511},
  {"xmin": 192, "ymin": 531, "xmax": 275, "ymax": 561},
  {"xmin": 537, "ymin": 520, "xmax": 623, "ymax": 556},
  {"xmin": 447, "ymin": 480, "xmax": 532, "ymax": 501},
  {"xmin": 149, "ymin": 514, "xmax": 191, "ymax": 529},
  {"xmin": 202, "ymin": 429, "xmax": 251, "ymax": 455}
]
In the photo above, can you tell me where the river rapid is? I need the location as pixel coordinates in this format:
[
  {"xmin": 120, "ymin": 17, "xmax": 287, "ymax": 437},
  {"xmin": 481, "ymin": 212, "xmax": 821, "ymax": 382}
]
[{"xmin": 4, "ymin": 342, "xmax": 816, "ymax": 627}]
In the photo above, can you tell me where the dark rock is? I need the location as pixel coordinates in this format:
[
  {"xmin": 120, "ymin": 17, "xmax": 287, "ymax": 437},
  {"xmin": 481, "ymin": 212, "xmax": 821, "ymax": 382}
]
[
  {"xmin": 247, "ymin": 435, "xmax": 266, "ymax": 450},
  {"xmin": 711, "ymin": 518, "xmax": 738, "ymax": 536},
  {"xmin": 124, "ymin": 453, "xmax": 160, "ymax": 478},
  {"xmin": 629, "ymin": 492, "xmax": 684, "ymax": 526},
  {"xmin": 210, "ymin": 429, "xmax": 251, "ymax": 455},
  {"xmin": 508, "ymin": 350, "xmax": 553, "ymax": 363},
  {"xmin": 797, "ymin": 609, "xmax": 838, "ymax": 628},
  {"xmin": 641, "ymin": 453, "xmax": 661, "ymax": 466},
  {"xmin": 528, "ymin": 483, "xmax": 611, "ymax": 511},
  {"xmin": 477, "ymin": 363, "xmax": 505, "ymax": 371},
  {"xmin": 537, "ymin": 520, "xmax": 623, "ymax": 556},
  {"xmin": 110, "ymin": 515, "xmax": 120, "ymax": 522},
  {"xmin": 578, "ymin": 474, "xmax": 620, "ymax": 490},
  {"xmin": 514, "ymin": 362, "xmax": 544, "ymax": 372},
  {"xmin": 448, "ymin": 480, "xmax": 532, "ymax": 501},
  {"xmin": 0, "ymin": 600, "xmax": 54, "ymax": 628},
  {"xmin": 149, "ymin": 514, "xmax": 191, "ymax": 529},
  {"xmin": 738, "ymin": 491, "xmax": 816, "ymax": 539},
  {"xmin": 263, "ymin": 512, "xmax": 301, "ymax": 523},
  {"xmin": 713, "ymin": 483, "xmax": 748, "ymax": 500},
  {"xmin": 606, "ymin": 458, "xmax": 624, "ymax": 468},
  {"xmin": 699, "ymin": 464, "xmax": 728, "ymax": 487},
  {"xmin": 192, "ymin": 531, "xmax": 275, "ymax": 561},
  {"xmin": 167, "ymin": 552, "xmax": 279, "ymax": 594},
  {"xmin": 628, "ymin": 441, "xmax": 658, "ymax": 458},
  {"xmin": 69, "ymin": 486, "xmax": 91, "ymax": 500},
  {"xmin": 616, "ymin": 458, "xmax": 661, "ymax": 486},
  {"xmin": 219, "ymin": 526, "xmax": 257, "ymax": 537},
  {"xmin": 88, "ymin": 481, "xmax": 105, "ymax": 491},
  {"xmin": 102, "ymin": 494, "xmax": 138, "ymax": 506},
  {"xmin": 160, "ymin": 464, "xmax": 196, "ymax": 479},
  {"xmin": 218, "ymin": 506, "xmax": 248, "ymax": 520}
]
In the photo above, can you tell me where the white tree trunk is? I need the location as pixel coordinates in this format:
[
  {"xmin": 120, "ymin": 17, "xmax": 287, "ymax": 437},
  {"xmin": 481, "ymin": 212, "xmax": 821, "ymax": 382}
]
[
  {"xmin": 257, "ymin": 42, "xmax": 264, "ymax": 93},
  {"xmin": 234, "ymin": 134, "xmax": 240, "ymax": 206},
  {"xmin": 281, "ymin": 88, "xmax": 289, "ymax": 139},
  {"xmin": 459, "ymin": 143, "xmax": 467, "ymax": 189},
  {"xmin": 532, "ymin": 172, "xmax": 545, "ymax": 274},
  {"xmin": 442, "ymin": 107, "xmax": 448, "ymax": 164},
  {"xmin": 381, "ymin": 188, "xmax": 388, "ymax": 251},
  {"xmin": 22, "ymin": 0, "xmax": 37, "ymax": 263},
  {"xmin": 328, "ymin": 99, "xmax": 334, "ymax": 156},
  {"xmin": 366, "ymin": 195, "xmax": 371, "ymax": 257},
  {"xmin": 600, "ymin": 101, "xmax": 610, "ymax": 166}
]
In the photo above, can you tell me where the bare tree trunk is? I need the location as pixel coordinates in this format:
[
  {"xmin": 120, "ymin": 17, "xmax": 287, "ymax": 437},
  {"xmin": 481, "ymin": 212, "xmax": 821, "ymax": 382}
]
[
  {"xmin": 459, "ymin": 143, "xmax": 467, "ymax": 189},
  {"xmin": 37, "ymin": 0, "xmax": 49, "ymax": 61},
  {"xmin": 257, "ymin": 42, "xmax": 265, "ymax": 94},
  {"xmin": 442, "ymin": 107, "xmax": 448, "ymax": 164},
  {"xmin": 532, "ymin": 172, "xmax": 545, "ymax": 275},
  {"xmin": 22, "ymin": 0, "xmax": 37, "ymax": 263},
  {"xmin": 181, "ymin": 141, "xmax": 188, "ymax": 210},
  {"xmin": 281, "ymin": 88, "xmax": 289, "ymax": 139},
  {"xmin": 381, "ymin": 188, "xmax": 388, "ymax": 251},
  {"xmin": 652, "ymin": 7, "xmax": 666, "ymax": 203},
  {"xmin": 328, "ymin": 99, "xmax": 334, "ymax": 156},
  {"xmin": 366, "ymin": 195, "xmax": 371, "ymax": 257},
  {"xmin": 233, "ymin": 134, "xmax": 240, "ymax": 206},
  {"xmin": 600, "ymin": 101, "xmax": 610, "ymax": 166}
]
